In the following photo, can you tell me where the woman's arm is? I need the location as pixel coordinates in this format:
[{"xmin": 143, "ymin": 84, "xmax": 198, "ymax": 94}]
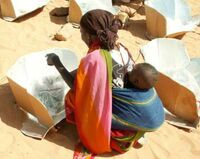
[{"xmin": 46, "ymin": 53, "xmax": 75, "ymax": 89}]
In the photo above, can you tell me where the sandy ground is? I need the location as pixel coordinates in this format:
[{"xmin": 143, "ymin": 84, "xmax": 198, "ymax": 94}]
[{"xmin": 0, "ymin": 0, "xmax": 200, "ymax": 158}]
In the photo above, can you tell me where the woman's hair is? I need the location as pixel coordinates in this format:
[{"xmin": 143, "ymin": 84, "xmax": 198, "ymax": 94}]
[{"xmin": 80, "ymin": 9, "xmax": 122, "ymax": 50}]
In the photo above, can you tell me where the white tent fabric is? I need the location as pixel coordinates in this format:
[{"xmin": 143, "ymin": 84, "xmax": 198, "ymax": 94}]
[
  {"xmin": 0, "ymin": 0, "xmax": 49, "ymax": 21},
  {"xmin": 145, "ymin": 0, "xmax": 199, "ymax": 38}
]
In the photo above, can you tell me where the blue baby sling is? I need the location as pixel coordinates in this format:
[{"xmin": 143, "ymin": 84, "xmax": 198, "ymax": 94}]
[{"xmin": 112, "ymin": 88, "xmax": 165, "ymax": 131}]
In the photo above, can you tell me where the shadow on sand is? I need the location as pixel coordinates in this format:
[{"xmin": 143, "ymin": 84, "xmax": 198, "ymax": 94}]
[{"xmin": 14, "ymin": 8, "xmax": 44, "ymax": 23}]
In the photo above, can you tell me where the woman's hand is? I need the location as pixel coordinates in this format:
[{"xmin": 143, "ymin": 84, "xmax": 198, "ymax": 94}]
[
  {"xmin": 46, "ymin": 53, "xmax": 60, "ymax": 66},
  {"xmin": 46, "ymin": 53, "xmax": 75, "ymax": 89}
]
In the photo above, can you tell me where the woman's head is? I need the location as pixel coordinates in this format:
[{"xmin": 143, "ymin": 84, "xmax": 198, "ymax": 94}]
[
  {"xmin": 80, "ymin": 9, "xmax": 122, "ymax": 50},
  {"xmin": 127, "ymin": 63, "xmax": 159, "ymax": 90}
]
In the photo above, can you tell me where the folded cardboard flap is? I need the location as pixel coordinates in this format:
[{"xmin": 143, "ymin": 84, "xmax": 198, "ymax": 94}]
[
  {"xmin": 7, "ymin": 48, "xmax": 79, "ymax": 138},
  {"xmin": 69, "ymin": 0, "xmax": 82, "ymax": 24},
  {"xmin": 8, "ymin": 78, "xmax": 35, "ymax": 115},
  {"xmin": 69, "ymin": 0, "xmax": 119, "ymax": 24},
  {"xmin": 0, "ymin": 0, "xmax": 49, "ymax": 21},
  {"xmin": 144, "ymin": 0, "xmax": 197, "ymax": 38},
  {"xmin": 145, "ymin": 5, "xmax": 166, "ymax": 38},
  {"xmin": 155, "ymin": 73, "xmax": 198, "ymax": 123},
  {"xmin": 21, "ymin": 112, "xmax": 51, "ymax": 139},
  {"xmin": 0, "ymin": 0, "xmax": 16, "ymax": 19},
  {"xmin": 141, "ymin": 38, "xmax": 199, "ymax": 126},
  {"xmin": 165, "ymin": 110, "xmax": 198, "ymax": 130}
]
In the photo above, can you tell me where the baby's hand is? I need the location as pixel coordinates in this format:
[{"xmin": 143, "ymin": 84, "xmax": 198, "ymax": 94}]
[{"xmin": 46, "ymin": 53, "xmax": 59, "ymax": 66}]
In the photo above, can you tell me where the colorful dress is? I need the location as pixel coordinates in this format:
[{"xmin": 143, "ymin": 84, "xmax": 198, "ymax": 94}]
[
  {"xmin": 111, "ymin": 87, "xmax": 165, "ymax": 152},
  {"xmin": 66, "ymin": 47, "xmax": 113, "ymax": 154},
  {"xmin": 65, "ymin": 43, "xmax": 165, "ymax": 155}
]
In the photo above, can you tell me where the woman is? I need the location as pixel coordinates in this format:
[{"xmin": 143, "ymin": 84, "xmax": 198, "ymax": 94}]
[{"xmin": 46, "ymin": 9, "xmax": 163, "ymax": 155}]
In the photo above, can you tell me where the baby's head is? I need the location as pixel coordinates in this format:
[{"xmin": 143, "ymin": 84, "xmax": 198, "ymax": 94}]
[{"xmin": 127, "ymin": 63, "xmax": 159, "ymax": 90}]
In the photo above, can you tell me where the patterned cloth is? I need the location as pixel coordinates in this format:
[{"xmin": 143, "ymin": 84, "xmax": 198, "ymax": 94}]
[
  {"xmin": 110, "ymin": 87, "xmax": 165, "ymax": 153},
  {"xmin": 65, "ymin": 41, "xmax": 164, "ymax": 157},
  {"xmin": 66, "ymin": 48, "xmax": 113, "ymax": 154},
  {"xmin": 111, "ymin": 129, "xmax": 144, "ymax": 153},
  {"xmin": 112, "ymin": 88, "xmax": 165, "ymax": 131}
]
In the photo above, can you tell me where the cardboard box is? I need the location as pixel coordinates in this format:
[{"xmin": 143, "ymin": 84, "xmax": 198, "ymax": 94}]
[
  {"xmin": 7, "ymin": 48, "xmax": 79, "ymax": 139},
  {"xmin": 68, "ymin": 0, "xmax": 119, "ymax": 24},
  {"xmin": 144, "ymin": 0, "xmax": 197, "ymax": 38},
  {"xmin": 0, "ymin": 0, "xmax": 49, "ymax": 21}
]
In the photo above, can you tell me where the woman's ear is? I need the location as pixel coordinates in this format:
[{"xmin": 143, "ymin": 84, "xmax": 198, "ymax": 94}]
[{"xmin": 81, "ymin": 29, "xmax": 91, "ymax": 47}]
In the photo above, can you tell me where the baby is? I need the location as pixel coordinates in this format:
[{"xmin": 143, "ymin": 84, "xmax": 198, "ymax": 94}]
[
  {"xmin": 124, "ymin": 63, "xmax": 159, "ymax": 89},
  {"xmin": 112, "ymin": 63, "xmax": 165, "ymax": 131}
]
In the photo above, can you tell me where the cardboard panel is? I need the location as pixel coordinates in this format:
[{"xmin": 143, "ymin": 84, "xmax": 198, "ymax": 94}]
[
  {"xmin": 145, "ymin": 5, "xmax": 166, "ymax": 38},
  {"xmin": 0, "ymin": 0, "xmax": 49, "ymax": 21},
  {"xmin": 68, "ymin": 0, "xmax": 118, "ymax": 24},
  {"xmin": 7, "ymin": 78, "xmax": 35, "ymax": 115},
  {"xmin": 141, "ymin": 38, "xmax": 199, "ymax": 126},
  {"xmin": 155, "ymin": 73, "xmax": 198, "ymax": 123},
  {"xmin": 0, "ymin": 0, "xmax": 16, "ymax": 19},
  {"xmin": 144, "ymin": 0, "xmax": 197, "ymax": 38},
  {"xmin": 7, "ymin": 48, "xmax": 79, "ymax": 138},
  {"xmin": 28, "ymin": 92, "xmax": 54, "ymax": 128},
  {"xmin": 69, "ymin": 0, "xmax": 82, "ymax": 24}
]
